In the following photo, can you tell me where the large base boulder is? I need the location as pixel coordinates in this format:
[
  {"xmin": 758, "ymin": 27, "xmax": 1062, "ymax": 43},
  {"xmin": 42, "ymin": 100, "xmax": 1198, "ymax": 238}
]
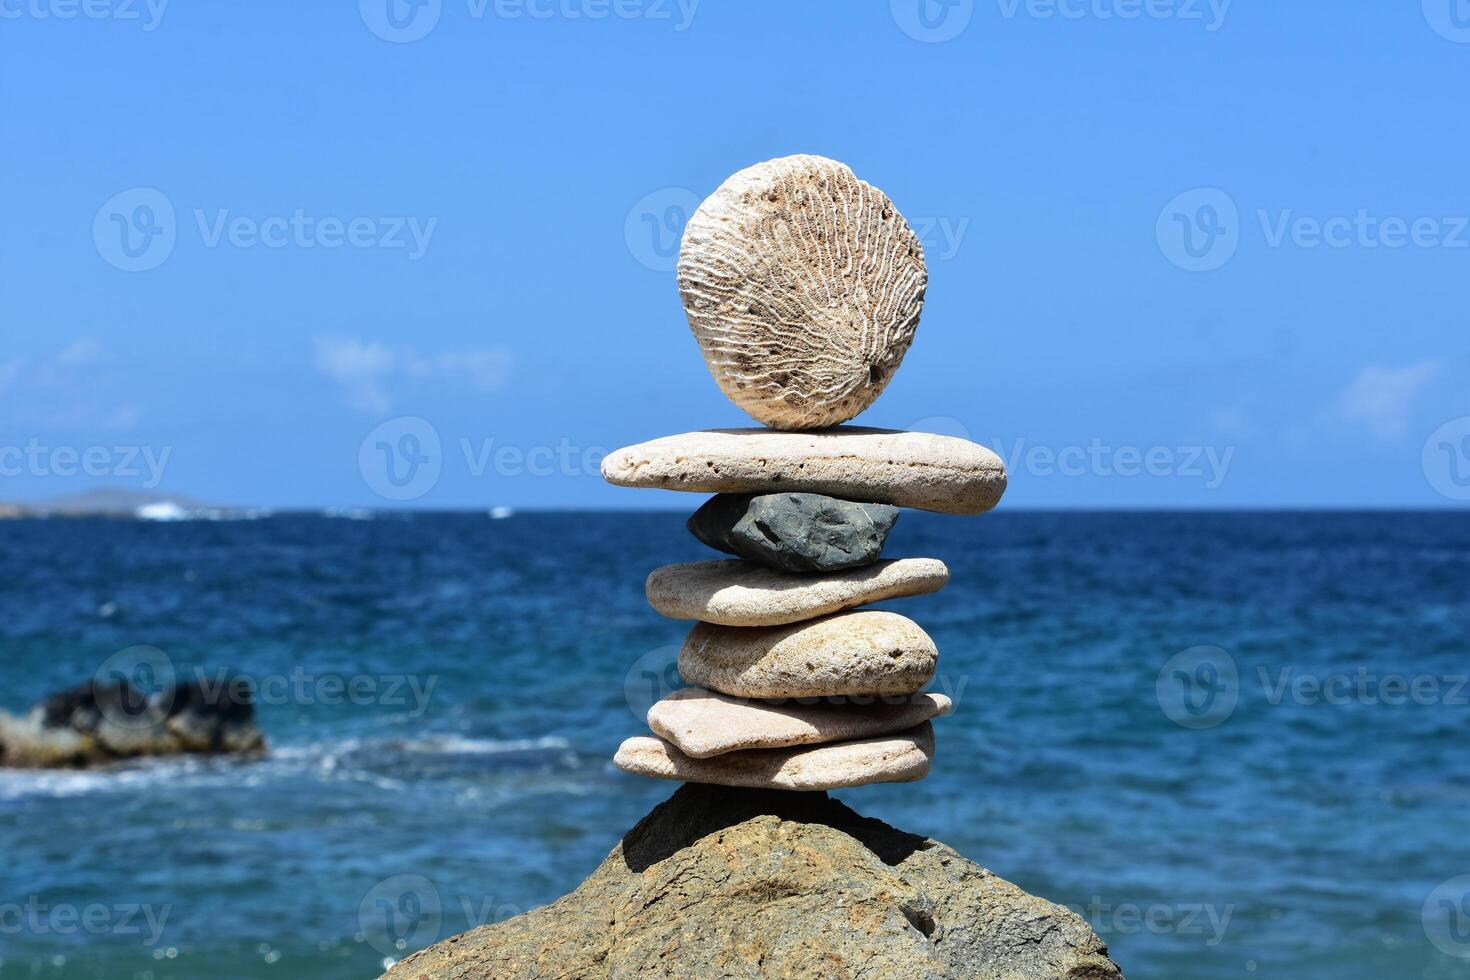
[
  {"xmin": 0, "ymin": 678, "xmax": 265, "ymax": 768},
  {"xmin": 385, "ymin": 784, "xmax": 1122, "ymax": 979}
]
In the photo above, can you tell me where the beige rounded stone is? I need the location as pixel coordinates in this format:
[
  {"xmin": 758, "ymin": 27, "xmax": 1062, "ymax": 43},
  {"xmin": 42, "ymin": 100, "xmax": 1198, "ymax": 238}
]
[
  {"xmin": 601, "ymin": 427, "xmax": 1007, "ymax": 516},
  {"xmin": 646, "ymin": 558, "xmax": 950, "ymax": 627},
  {"xmin": 679, "ymin": 610, "xmax": 937, "ymax": 699},
  {"xmin": 678, "ymin": 155, "xmax": 927, "ymax": 430},
  {"xmin": 647, "ymin": 687, "xmax": 952, "ymax": 758},
  {"xmin": 613, "ymin": 722, "xmax": 934, "ymax": 791}
]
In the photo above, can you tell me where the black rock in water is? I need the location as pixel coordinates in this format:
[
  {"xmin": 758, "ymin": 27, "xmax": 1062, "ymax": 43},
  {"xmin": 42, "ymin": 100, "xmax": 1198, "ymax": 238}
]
[
  {"xmin": 0, "ymin": 677, "xmax": 265, "ymax": 769},
  {"xmin": 687, "ymin": 492, "xmax": 899, "ymax": 573}
]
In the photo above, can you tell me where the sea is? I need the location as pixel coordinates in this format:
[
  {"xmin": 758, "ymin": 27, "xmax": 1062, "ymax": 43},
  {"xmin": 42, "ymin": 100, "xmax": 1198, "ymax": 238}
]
[{"xmin": 0, "ymin": 511, "xmax": 1466, "ymax": 980}]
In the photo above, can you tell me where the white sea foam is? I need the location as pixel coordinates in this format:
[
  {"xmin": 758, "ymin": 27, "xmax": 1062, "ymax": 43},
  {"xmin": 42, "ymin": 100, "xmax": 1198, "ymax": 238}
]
[{"xmin": 0, "ymin": 733, "xmax": 580, "ymax": 800}]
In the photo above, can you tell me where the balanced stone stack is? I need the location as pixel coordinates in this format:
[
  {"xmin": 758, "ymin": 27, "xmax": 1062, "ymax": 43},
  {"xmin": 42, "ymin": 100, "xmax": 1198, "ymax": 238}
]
[{"xmin": 606, "ymin": 154, "xmax": 1007, "ymax": 792}]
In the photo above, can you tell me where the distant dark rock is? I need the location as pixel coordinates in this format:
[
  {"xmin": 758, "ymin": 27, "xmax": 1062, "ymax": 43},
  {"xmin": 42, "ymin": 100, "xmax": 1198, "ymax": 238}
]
[
  {"xmin": 384, "ymin": 783, "xmax": 1123, "ymax": 979},
  {"xmin": 687, "ymin": 492, "xmax": 900, "ymax": 573},
  {"xmin": 0, "ymin": 677, "xmax": 265, "ymax": 769}
]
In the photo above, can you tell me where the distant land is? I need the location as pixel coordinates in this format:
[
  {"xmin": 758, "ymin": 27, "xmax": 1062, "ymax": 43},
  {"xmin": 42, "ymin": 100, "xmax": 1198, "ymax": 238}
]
[{"xmin": 0, "ymin": 488, "xmax": 238, "ymax": 520}]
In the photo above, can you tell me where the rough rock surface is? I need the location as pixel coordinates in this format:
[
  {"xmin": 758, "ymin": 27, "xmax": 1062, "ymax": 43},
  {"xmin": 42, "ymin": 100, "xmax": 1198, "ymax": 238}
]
[
  {"xmin": 687, "ymin": 492, "xmax": 899, "ymax": 573},
  {"xmin": 601, "ymin": 427, "xmax": 1007, "ymax": 515},
  {"xmin": 0, "ymin": 679, "xmax": 265, "ymax": 769},
  {"xmin": 382, "ymin": 783, "xmax": 1123, "ymax": 980},
  {"xmin": 681, "ymin": 610, "xmax": 937, "ymax": 699},
  {"xmin": 648, "ymin": 687, "xmax": 951, "ymax": 758},
  {"xmin": 677, "ymin": 154, "xmax": 927, "ymax": 430},
  {"xmin": 646, "ymin": 557, "xmax": 950, "ymax": 627}
]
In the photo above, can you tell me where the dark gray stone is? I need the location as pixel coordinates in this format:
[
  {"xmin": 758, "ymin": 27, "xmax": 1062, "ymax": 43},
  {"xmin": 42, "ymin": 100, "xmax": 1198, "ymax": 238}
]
[
  {"xmin": 687, "ymin": 492, "xmax": 899, "ymax": 573},
  {"xmin": 384, "ymin": 783, "xmax": 1124, "ymax": 980},
  {"xmin": 0, "ymin": 678, "xmax": 265, "ymax": 769}
]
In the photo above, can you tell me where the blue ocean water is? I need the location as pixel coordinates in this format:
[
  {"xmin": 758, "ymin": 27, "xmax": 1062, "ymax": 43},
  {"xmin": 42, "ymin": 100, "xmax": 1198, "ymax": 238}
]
[{"xmin": 0, "ymin": 511, "xmax": 1467, "ymax": 980}]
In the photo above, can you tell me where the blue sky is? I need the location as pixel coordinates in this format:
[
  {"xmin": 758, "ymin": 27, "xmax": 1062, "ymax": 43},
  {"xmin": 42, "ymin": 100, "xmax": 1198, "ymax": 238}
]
[{"xmin": 1, "ymin": 0, "xmax": 1467, "ymax": 509}]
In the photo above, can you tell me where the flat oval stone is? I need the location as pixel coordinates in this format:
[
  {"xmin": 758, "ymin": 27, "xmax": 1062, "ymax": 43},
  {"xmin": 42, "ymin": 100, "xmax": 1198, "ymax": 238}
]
[
  {"xmin": 679, "ymin": 610, "xmax": 937, "ymax": 699},
  {"xmin": 613, "ymin": 722, "xmax": 934, "ymax": 790},
  {"xmin": 678, "ymin": 155, "xmax": 927, "ymax": 430},
  {"xmin": 601, "ymin": 427, "xmax": 1006, "ymax": 515},
  {"xmin": 646, "ymin": 558, "xmax": 949, "ymax": 627},
  {"xmin": 687, "ymin": 493, "xmax": 899, "ymax": 573},
  {"xmin": 647, "ymin": 687, "xmax": 951, "ymax": 758}
]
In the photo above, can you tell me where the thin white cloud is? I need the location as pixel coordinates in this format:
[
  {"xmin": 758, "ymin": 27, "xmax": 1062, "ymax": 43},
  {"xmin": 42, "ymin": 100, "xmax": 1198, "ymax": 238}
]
[
  {"xmin": 56, "ymin": 337, "xmax": 103, "ymax": 366},
  {"xmin": 313, "ymin": 337, "xmax": 396, "ymax": 414},
  {"xmin": 314, "ymin": 337, "xmax": 512, "ymax": 414},
  {"xmin": 1331, "ymin": 360, "xmax": 1442, "ymax": 441},
  {"xmin": 1208, "ymin": 402, "xmax": 1253, "ymax": 439},
  {"xmin": 0, "ymin": 340, "xmax": 142, "ymax": 430},
  {"xmin": 430, "ymin": 349, "xmax": 512, "ymax": 390}
]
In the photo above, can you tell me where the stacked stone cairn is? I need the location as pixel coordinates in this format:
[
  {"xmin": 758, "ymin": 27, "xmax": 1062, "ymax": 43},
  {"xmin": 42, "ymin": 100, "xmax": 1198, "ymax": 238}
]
[{"xmin": 605, "ymin": 155, "xmax": 1007, "ymax": 792}]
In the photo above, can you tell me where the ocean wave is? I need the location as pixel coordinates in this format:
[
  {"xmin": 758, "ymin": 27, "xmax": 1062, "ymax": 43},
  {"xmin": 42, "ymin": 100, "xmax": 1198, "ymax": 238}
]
[{"xmin": 0, "ymin": 733, "xmax": 583, "ymax": 801}]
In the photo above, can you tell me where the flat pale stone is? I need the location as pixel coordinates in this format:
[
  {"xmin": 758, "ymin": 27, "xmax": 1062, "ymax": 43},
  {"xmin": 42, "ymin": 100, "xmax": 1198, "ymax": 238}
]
[
  {"xmin": 678, "ymin": 155, "xmax": 927, "ymax": 430},
  {"xmin": 679, "ymin": 610, "xmax": 937, "ymax": 699},
  {"xmin": 601, "ymin": 427, "xmax": 1006, "ymax": 515},
  {"xmin": 648, "ymin": 687, "xmax": 952, "ymax": 758},
  {"xmin": 613, "ymin": 722, "xmax": 934, "ymax": 790},
  {"xmin": 646, "ymin": 558, "xmax": 949, "ymax": 627}
]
